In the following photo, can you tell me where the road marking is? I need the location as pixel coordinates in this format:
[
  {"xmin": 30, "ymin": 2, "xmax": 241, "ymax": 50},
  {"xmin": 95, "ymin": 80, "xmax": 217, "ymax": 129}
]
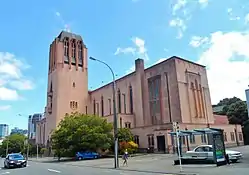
[
  {"xmin": 48, "ymin": 169, "xmax": 61, "ymax": 173},
  {"xmin": 1, "ymin": 172, "xmax": 10, "ymax": 175}
]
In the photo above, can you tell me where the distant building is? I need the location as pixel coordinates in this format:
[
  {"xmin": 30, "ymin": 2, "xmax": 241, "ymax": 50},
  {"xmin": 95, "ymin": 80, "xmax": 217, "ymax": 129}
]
[
  {"xmin": 0, "ymin": 124, "xmax": 9, "ymax": 138},
  {"xmin": 28, "ymin": 113, "xmax": 43, "ymax": 139},
  {"xmin": 10, "ymin": 127, "xmax": 28, "ymax": 136},
  {"xmin": 245, "ymin": 89, "xmax": 249, "ymax": 118}
]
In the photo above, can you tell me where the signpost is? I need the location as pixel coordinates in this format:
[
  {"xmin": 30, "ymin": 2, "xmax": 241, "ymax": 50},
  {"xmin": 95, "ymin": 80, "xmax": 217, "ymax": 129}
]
[
  {"xmin": 212, "ymin": 130, "xmax": 226, "ymax": 166},
  {"xmin": 173, "ymin": 122, "xmax": 182, "ymax": 172}
]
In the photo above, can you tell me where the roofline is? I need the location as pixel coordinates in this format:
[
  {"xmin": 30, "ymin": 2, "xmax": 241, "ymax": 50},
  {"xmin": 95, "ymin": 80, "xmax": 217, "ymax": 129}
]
[{"xmin": 89, "ymin": 56, "xmax": 206, "ymax": 93}]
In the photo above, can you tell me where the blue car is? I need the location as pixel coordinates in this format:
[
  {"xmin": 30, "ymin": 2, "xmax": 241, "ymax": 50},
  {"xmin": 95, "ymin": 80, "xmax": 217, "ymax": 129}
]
[{"xmin": 76, "ymin": 151, "xmax": 100, "ymax": 160}]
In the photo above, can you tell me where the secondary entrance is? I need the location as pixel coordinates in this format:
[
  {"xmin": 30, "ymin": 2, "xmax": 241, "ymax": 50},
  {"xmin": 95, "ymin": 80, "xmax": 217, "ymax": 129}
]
[{"xmin": 157, "ymin": 135, "xmax": 166, "ymax": 153}]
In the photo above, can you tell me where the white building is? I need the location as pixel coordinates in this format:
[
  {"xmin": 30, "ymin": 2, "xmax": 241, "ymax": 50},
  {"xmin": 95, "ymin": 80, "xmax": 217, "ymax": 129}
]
[{"xmin": 28, "ymin": 113, "xmax": 43, "ymax": 139}]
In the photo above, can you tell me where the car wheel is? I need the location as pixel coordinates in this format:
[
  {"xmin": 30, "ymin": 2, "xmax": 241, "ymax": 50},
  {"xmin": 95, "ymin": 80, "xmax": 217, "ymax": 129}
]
[
  {"xmin": 94, "ymin": 156, "xmax": 98, "ymax": 159},
  {"xmin": 78, "ymin": 157, "xmax": 82, "ymax": 160},
  {"xmin": 231, "ymin": 159, "xmax": 238, "ymax": 163}
]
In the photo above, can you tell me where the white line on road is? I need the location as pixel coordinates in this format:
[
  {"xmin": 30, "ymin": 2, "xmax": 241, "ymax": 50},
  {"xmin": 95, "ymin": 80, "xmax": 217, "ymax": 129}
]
[
  {"xmin": 48, "ymin": 169, "xmax": 61, "ymax": 173},
  {"xmin": 1, "ymin": 172, "xmax": 10, "ymax": 175}
]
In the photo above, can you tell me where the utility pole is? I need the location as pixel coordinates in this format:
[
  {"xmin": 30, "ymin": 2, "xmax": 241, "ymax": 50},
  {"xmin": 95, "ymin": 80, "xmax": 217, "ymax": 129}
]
[
  {"xmin": 173, "ymin": 122, "xmax": 182, "ymax": 172},
  {"xmin": 89, "ymin": 56, "xmax": 119, "ymax": 168},
  {"xmin": 37, "ymin": 144, "xmax": 39, "ymax": 159},
  {"xmin": 6, "ymin": 139, "xmax": 8, "ymax": 156},
  {"xmin": 26, "ymin": 140, "xmax": 29, "ymax": 161}
]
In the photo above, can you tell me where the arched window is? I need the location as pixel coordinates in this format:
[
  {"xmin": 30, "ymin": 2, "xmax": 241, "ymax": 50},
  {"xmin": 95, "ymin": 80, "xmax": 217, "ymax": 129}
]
[
  {"xmin": 71, "ymin": 39, "xmax": 76, "ymax": 65},
  {"xmin": 78, "ymin": 41, "xmax": 83, "ymax": 66},
  {"xmin": 101, "ymin": 96, "xmax": 104, "ymax": 116},
  {"xmin": 117, "ymin": 89, "xmax": 121, "ymax": 113},
  {"xmin": 129, "ymin": 85, "xmax": 133, "ymax": 114},
  {"xmin": 64, "ymin": 38, "xmax": 69, "ymax": 63}
]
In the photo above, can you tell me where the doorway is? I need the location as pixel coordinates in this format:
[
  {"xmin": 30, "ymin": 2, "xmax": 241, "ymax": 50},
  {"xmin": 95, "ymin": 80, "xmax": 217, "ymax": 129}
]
[{"xmin": 157, "ymin": 135, "xmax": 166, "ymax": 153}]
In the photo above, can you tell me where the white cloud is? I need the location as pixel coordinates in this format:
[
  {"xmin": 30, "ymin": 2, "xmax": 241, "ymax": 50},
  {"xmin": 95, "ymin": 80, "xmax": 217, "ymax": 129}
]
[
  {"xmin": 170, "ymin": 0, "xmax": 209, "ymax": 38},
  {"xmin": 245, "ymin": 13, "xmax": 249, "ymax": 24},
  {"xmin": 169, "ymin": 18, "xmax": 186, "ymax": 39},
  {"xmin": 115, "ymin": 37, "xmax": 149, "ymax": 61},
  {"xmin": 9, "ymin": 79, "xmax": 34, "ymax": 90},
  {"xmin": 0, "ymin": 52, "xmax": 34, "ymax": 100},
  {"xmin": 227, "ymin": 8, "xmax": 241, "ymax": 21},
  {"xmin": 55, "ymin": 11, "xmax": 71, "ymax": 32},
  {"xmin": 55, "ymin": 12, "xmax": 60, "ymax": 17},
  {"xmin": 114, "ymin": 47, "xmax": 136, "ymax": 55},
  {"xmin": 189, "ymin": 36, "xmax": 209, "ymax": 47},
  {"xmin": 192, "ymin": 31, "xmax": 249, "ymax": 104},
  {"xmin": 172, "ymin": 0, "xmax": 187, "ymax": 15},
  {"xmin": 0, "ymin": 87, "xmax": 19, "ymax": 100},
  {"xmin": 198, "ymin": 0, "xmax": 208, "ymax": 8},
  {"xmin": 0, "ymin": 105, "xmax": 11, "ymax": 111}
]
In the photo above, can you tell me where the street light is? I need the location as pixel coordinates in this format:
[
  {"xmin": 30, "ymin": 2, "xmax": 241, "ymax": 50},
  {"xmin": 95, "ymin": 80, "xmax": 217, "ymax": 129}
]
[{"xmin": 89, "ymin": 56, "xmax": 119, "ymax": 168}]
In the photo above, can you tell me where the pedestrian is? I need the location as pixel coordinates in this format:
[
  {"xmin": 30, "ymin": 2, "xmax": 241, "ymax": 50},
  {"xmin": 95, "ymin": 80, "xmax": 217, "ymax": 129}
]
[
  {"xmin": 122, "ymin": 149, "xmax": 129, "ymax": 166},
  {"xmin": 225, "ymin": 154, "xmax": 230, "ymax": 165}
]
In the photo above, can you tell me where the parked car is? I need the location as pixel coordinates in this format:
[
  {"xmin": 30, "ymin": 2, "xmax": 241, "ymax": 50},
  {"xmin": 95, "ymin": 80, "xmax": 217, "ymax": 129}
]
[
  {"xmin": 186, "ymin": 145, "xmax": 242, "ymax": 163},
  {"xmin": 76, "ymin": 151, "xmax": 100, "ymax": 160},
  {"xmin": 4, "ymin": 153, "xmax": 27, "ymax": 168}
]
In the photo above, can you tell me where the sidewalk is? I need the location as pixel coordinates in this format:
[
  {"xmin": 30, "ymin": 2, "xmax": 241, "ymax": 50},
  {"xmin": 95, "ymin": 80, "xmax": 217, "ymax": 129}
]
[{"xmin": 28, "ymin": 157, "xmax": 73, "ymax": 163}]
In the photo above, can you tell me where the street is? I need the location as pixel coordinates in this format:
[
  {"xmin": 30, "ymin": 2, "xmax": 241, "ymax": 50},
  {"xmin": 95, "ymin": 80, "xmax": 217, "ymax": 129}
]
[{"xmin": 0, "ymin": 145, "xmax": 248, "ymax": 175}]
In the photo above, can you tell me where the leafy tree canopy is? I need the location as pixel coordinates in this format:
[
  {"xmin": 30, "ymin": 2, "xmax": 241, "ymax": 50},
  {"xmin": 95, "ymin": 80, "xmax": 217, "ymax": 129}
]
[
  {"xmin": 217, "ymin": 96, "xmax": 242, "ymax": 106},
  {"xmin": 226, "ymin": 101, "xmax": 248, "ymax": 125},
  {"xmin": 1, "ymin": 134, "xmax": 27, "ymax": 154},
  {"xmin": 117, "ymin": 128, "xmax": 134, "ymax": 142},
  {"xmin": 51, "ymin": 113, "xmax": 113, "ymax": 157},
  {"xmin": 215, "ymin": 97, "xmax": 248, "ymax": 126}
]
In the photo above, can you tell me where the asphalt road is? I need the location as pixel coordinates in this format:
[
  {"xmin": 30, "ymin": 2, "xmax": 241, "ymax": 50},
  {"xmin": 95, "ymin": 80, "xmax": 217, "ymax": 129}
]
[
  {"xmin": 1, "ymin": 145, "xmax": 248, "ymax": 175},
  {"xmin": 0, "ymin": 159, "xmax": 172, "ymax": 175}
]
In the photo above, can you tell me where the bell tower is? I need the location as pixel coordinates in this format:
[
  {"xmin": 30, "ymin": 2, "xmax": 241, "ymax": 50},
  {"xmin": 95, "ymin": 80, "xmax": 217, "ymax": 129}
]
[{"xmin": 44, "ymin": 31, "xmax": 89, "ymax": 143}]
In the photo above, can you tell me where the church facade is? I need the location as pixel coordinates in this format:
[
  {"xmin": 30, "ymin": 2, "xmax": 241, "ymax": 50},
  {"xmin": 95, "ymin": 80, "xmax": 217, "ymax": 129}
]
[{"xmin": 36, "ymin": 31, "xmax": 243, "ymax": 153}]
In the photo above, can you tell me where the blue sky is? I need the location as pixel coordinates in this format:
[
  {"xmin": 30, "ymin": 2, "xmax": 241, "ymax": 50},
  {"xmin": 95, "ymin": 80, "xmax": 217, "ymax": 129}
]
[{"xmin": 1, "ymin": 0, "xmax": 249, "ymax": 130}]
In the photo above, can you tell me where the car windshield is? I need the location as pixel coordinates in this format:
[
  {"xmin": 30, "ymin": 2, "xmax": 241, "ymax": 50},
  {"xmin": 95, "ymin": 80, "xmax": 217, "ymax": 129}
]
[{"xmin": 9, "ymin": 154, "xmax": 24, "ymax": 160}]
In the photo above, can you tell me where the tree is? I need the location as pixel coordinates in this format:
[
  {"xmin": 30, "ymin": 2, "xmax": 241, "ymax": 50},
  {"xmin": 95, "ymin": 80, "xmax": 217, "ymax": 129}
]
[
  {"xmin": 217, "ymin": 97, "xmax": 241, "ymax": 106},
  {"xmin": 117, "ymin": 128, "xmax": 134, "ymax": 142},
  {"xmin": 226, "ymin": 101, "xmax": 248, "ymax": 125},
  {"xmin": 51, "ymin": 112, "xmax": 113, "ymax": 159},
  {"xmin": 1, "ymin": 134, "xmax": 27, "ymax": 154}
]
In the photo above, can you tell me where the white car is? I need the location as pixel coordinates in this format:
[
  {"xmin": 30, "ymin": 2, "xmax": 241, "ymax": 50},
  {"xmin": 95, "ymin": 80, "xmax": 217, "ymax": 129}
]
[{"xmin": 186, "ymin": 145, "xmax": 242, "ymax": 163}]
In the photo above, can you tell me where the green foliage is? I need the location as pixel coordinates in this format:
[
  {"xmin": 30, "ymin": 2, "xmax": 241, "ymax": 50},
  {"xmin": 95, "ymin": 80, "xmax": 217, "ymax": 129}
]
[
  {"xmin": 1, "ymin": 134, "xmax": 27, "ymax": 154},
  {"xmin": 217, "ymin": 97, "xmax": 241, "ymax": 106},
  {"xmin": 51, "ymin": 112, "xmax": 113, "ymax": 157},
  {"xmin": 117, "ymin": 128, "xmax": 134, "ymax": 142},
  {"xmin": 215, "ymin": 97, "xmax": 248, "ymax": 126},
  {"xmin": 40, "ymin": 148, "xmax": 47, "ymax": 155},
  {"xmin": 226, "ymin": 101, "xmax": 248, "ymax": 125}
]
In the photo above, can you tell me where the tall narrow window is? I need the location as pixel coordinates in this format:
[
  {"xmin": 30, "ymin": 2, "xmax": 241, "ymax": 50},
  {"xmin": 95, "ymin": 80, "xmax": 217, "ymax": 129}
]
[
  {"xmin": 96, "ymin": 103, "xmax": 99, "ymax": 116},
  {"xmin": 119, "ymin": 117, "xmax": 122, "ymax": 128},
  {"xmin": 85, "ymin": 106, "xmax": 88, "ymax": 115},
  {"xmin": 101, "ymin": 96, "xmax": 104, "ymax": 116},
  {"xmin": 199, "ymin": 84, "xmax": 205, "ymax": 118},
  {"xmin": 78, "ymin": 41, "xmax": 83, "ymax": 67},
  {"xmin": 71, "ymin": 40, "xmax": 76, "ymax": 65},
  {"xmin": 129, "ymin": 85, "xmax": 133, "ymax": 114},
  {"xmin": 122, "ymin": 93, "xmax": 126, "ymax": 114},
  {"xmin": 118, "ymin": 89, "xmax": 121, "ymax": 113},
  {"xmin": 64, "ymin": 38, "xmax": 69, "ymax": 63},
  {"xmin": 93, "ymin": 100, "xmax": 96, "ymax": 115},
  {"xmin": 191, "ymin": 82, "xmax": 197, "ymax": 117},
  {"xmin": 148, "ymin": 76, "xmax": 161, "ymax": 125},
  {"xmin": 195, "ymin": 79, "xmax": 201, "ymax": 117},
  {"xmin": 108, "ymin": 99, "xmax": 111, "ymax": 115}
]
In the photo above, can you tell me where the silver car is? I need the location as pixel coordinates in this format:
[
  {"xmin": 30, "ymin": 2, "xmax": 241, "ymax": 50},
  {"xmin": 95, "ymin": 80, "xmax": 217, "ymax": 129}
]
[{"xmin": 186, "ymin": 145, "xmax": 242, "ymax": 163}]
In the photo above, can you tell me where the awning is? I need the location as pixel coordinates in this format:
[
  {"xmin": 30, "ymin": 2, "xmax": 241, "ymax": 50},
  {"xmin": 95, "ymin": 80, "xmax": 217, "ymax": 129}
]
[{"xmin": 168, "ymin": 128, "xmax": 223, "ymax": 136}]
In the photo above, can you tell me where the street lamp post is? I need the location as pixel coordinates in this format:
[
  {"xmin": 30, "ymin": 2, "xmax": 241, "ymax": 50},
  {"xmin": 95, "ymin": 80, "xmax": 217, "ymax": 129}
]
[{"xmin": 89, "ymin": 56, "xmax": 119, "ymax": 169}]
